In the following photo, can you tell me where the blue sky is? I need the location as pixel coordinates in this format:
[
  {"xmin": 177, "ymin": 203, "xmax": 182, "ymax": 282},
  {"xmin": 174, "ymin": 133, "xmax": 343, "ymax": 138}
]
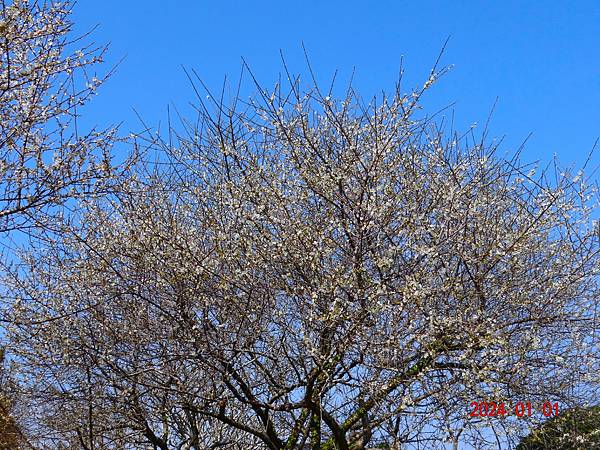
[{"xmin": 71, "ymin": 0, "xmax": 600, "ymax": 171}]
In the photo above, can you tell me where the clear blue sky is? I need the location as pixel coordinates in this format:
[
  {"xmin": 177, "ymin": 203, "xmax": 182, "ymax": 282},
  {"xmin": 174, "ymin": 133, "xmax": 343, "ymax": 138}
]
[{"xmin": 72, "ymin": 0, "xmax": 600, "ymax": 170}]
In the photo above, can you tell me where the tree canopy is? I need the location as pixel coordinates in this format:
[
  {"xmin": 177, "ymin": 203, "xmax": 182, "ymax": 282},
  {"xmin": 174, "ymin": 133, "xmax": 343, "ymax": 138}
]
[
  {"xmin": 517, "ymin": 405, "xmax": 600, "ymax": 450},
  {"xmin": 1, "ymin": 1, "xmax": 599, "ymax": 449}
]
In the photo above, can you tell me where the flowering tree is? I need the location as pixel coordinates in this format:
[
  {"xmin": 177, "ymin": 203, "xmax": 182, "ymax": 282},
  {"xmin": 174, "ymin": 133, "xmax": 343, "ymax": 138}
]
[
  {"xmin": 5, "ymin": 61, "xmax": 600, "ymax": 448},
  {"xmin": 0, "ymin": 0, "xmax": 117, "ymax": 240},
  {"xmin": 0, "ymin": 1, "xmax": 126, "ymax": 446}
]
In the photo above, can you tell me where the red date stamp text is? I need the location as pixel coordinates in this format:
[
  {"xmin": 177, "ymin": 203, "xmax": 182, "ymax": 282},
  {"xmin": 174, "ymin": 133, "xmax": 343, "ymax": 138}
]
[{"xmin": 469, "ymin": 401, "xmax": 559, "ymax": 418}]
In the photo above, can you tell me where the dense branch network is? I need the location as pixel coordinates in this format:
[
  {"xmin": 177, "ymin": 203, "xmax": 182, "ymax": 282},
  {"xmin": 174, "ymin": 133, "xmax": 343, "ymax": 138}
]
[{"xmin": 0, "ymin": 2, "xmax": 599, "ymax": 449}]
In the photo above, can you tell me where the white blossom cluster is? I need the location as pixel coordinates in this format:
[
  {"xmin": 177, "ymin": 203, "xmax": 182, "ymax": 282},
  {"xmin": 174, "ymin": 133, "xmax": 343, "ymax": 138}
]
[{"xmin": 0, "ymin": 0, "xmax": 119, "ymax": 238}]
